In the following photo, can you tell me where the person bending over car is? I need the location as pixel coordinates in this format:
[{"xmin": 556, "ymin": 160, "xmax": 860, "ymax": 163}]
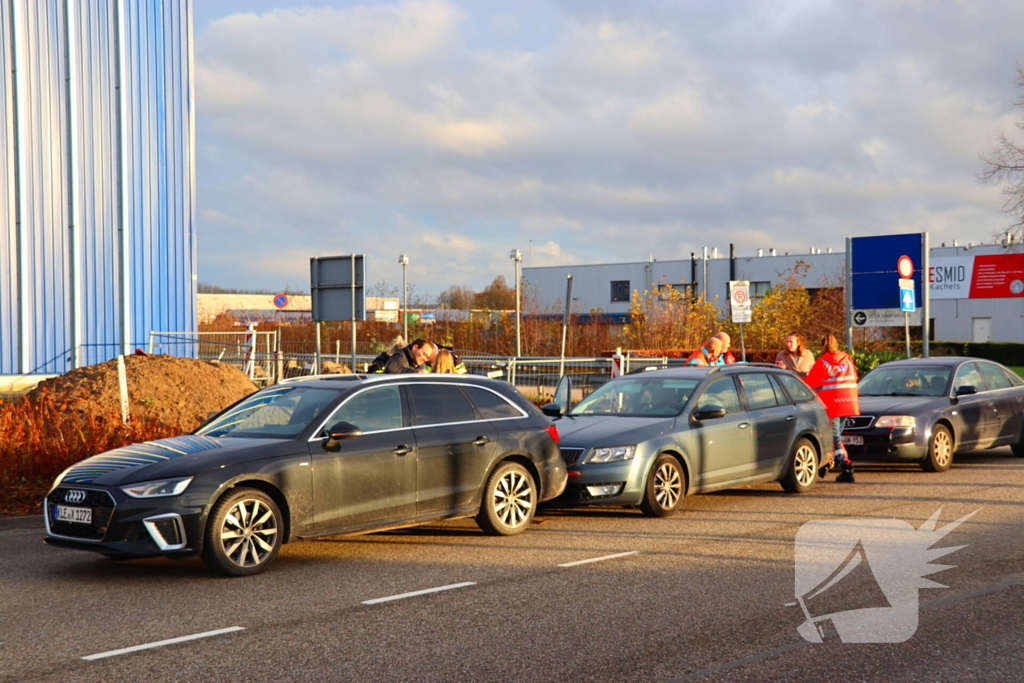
[{"xmin": 384, "ymin": 338, "xmax": 437, "ymax": 373}]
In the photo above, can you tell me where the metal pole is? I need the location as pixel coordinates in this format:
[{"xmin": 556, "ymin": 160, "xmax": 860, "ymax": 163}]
[
  {"xmin": 905, "ymin": 312, "xmax": 911, "ymax": 358},
  {"xmin": 739, "ymin": 323, "xmax": 746, "ymax": 363},
  {"xmin": 315, "ymin": 321, "xmax": 322, "ymax": 375},
  {"xmin": 702, "ymin": 246, "xmax": 708, "ymax": 300},
  {"xmin": 845, "ymin": 237, "xmax": 854, "ymax": 353},
  {"xmin": 559, "ymin": 275, "xmax": 573, "ymax": 377},
  {"xmin": 511, "ymin": 249, "xmax": 522, "ymax": 357},
  {"xmin": 351, "ymin": 256, "xmax": 357, "ymax": 371},
  {"xmin": 399, "ymin": 254, "xmax": 409, "ymax": 341},
  {"xmin": 922, "ymin": 231, "xmax": 930, "ymax": 358}
]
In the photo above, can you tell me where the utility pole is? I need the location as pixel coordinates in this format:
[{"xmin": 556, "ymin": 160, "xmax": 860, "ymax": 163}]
[
  {"xmin": 398, "ymin": 254, "xmax": 409, "ymax": 341},
  {"xmin": 510, "ymin": 249, "xmax": 522, "ymax": 357}
]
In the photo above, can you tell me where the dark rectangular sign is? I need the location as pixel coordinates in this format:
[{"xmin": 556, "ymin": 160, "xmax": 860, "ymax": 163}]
[
  {"xmin": 310, "ymin": 255, "xmax": 366, "ymax": 322},
  {"xmin": 850, "ymin": 233, "xmax": 924, "ymax": 310}
]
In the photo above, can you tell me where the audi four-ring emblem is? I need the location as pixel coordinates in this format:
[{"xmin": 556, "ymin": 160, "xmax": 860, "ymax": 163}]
[{"xmin": 64, "ymin": 490, "xmax": 87, "ymax": 504}]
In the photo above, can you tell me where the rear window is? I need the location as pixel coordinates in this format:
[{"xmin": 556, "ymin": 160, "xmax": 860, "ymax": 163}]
[
  {"xmin": 408, "ymin": 384, "xmax": 478, "ymax": 426},
  {"xmin": 461, "ymin": 386, "xmax": 524, "ymax": 419},
  {"xmin": 776, "ymin": 374, "xmax": 816, "ymax": 403},
  {"xmin": 738, "ymin": 373, "xmax": 780, "ymax": 410}
]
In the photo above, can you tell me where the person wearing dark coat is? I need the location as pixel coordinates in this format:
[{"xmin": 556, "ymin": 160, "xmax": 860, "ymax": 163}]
[{"xmin": 383, "ymin": 339, "xmax": 436, "ymax": 374}]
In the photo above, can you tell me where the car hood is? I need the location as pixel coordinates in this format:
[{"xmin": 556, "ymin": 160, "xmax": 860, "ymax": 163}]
[
  {"xmin": 555, "ymin": 414, "xmax": 676, "ymax": 447},
  {"xmin": 58, "ymin": 434, "xmax": 297, "ymax": 487},
  {"xmin": 856, "ymin": 396, "xmax": 941, "ymax": 416}
]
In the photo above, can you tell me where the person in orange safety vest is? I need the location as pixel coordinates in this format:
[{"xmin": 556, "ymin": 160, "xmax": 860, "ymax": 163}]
[
  {"xmin": 805, "ymin": 334, "xmax": 859, "ymax": 483},
  {"xmin": 686, "ymin": 337, "xmax": 723, "ymax": 367}
]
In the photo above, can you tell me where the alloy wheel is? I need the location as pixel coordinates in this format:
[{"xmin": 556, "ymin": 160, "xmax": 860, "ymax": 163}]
[{"xmin": 219, "ymin": 498, "xmax": 279, "ymax": 569}]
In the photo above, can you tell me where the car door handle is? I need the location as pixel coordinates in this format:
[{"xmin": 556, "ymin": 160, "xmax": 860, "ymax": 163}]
[
  {"xmin": 785, "ymin": 415, "xmax": 795, "ymax": 421},
  {"xmin": 738, "ymin": 423, "xmax": 750, "ymax": 429},
  {"xmin": 392, "ymin": 445, "xmax": 413, "ymax": 456},
  {"xmin": 473, "ymin": 436, "xmax": 491, "ymax": 446}
]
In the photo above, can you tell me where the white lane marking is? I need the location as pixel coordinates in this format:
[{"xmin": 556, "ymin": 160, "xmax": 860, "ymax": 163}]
[
  {"xmin": 81, "ymin": 627, "xmax": 245, "ymax": 661},
  {"xmin": 558, "ymin": 550, "xmax": 641, "ymax": 567},
  {"xmin": 362, "ymin": 582, "xmax": 477, "ymax": 605}
]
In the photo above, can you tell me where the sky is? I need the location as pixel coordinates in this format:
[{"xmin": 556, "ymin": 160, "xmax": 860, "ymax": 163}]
[{"xmin": 192, "ymin": 0, "xmax": 1024, "ymax": 300}]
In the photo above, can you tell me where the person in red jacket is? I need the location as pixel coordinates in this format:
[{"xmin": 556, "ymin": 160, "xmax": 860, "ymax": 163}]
[{"xmin": 805, "ymin": 334, "xmax": 860, "ymax": 483}]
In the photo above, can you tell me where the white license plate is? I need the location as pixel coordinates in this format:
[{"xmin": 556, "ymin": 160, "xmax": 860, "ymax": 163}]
[
  {"xmin": 841, "ymin": 435, "xmax": 864, "ymax": 446},
  {"xmin": 56, "ymin": 505, "xmax": 92, "ymax": 524}
]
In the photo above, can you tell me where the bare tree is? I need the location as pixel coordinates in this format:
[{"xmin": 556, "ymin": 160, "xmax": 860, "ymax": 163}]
[
  {"xmin": 436, "ymin": 285, "xmax": 475, "ymax": 309},
  {"xmin": 979, "ymin": 65, "xmax": 1024, "ymax": 237}
]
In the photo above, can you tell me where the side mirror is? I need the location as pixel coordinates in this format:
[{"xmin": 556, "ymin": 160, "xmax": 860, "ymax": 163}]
[
  {"xmin": 955, "ymin": 385, "xmax": 977, "ymax": 396},
  {"xmin": 324, "ymin": 421, "xmax": 362, "ymax": 452},
  {"xmin": 541, "ymin": 403, "xmax": 563, "ymax": 417},
  {"xmin": 694, "ymin": 405, "xmax": 727, "ymax": 420},
  {"xmin": 553, "ymin": 375, "xmax": 572, "ymax": 414}
]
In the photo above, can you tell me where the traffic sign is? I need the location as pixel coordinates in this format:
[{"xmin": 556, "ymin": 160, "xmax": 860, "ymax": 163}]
[
  {"xmin": 273, "ymin": 294, "xmax": 289, "ymax": 309},
  {"xmin": 900, "ymin": 287, "xmax": 916, "ymax": 312},
  {"xmin": 853, "ymin": 309, "xmax": 922, "ymax": 326},
  {"xmin": 897, "ymin": 255, "xmax": 914, "ymax": 279},
  {"xmin": 729, "ymin": 281, "xmax": 751, "ymax": 323}
]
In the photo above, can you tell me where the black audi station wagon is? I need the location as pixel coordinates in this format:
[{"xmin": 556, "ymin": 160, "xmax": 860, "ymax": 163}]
[{"xmin": 44, "ymin": 374, "xmax": 566, "ymax": 576}]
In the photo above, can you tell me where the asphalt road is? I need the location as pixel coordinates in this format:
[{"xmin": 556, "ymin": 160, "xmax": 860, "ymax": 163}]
[{"xmin": 3, "ymin": 450, "xmax": 1023, "ymax": 682}]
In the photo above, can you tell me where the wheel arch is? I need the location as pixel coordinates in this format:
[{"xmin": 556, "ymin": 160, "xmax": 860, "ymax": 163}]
[
  {"xmin": 210, "ymin": 479, "xmax": 292, "ymax": 546},
  {"xmin": 654, "ymin": 448, "xmax": 691, "ymax": 495}
]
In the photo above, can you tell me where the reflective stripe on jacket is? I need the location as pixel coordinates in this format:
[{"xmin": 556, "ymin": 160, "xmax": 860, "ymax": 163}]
[{"xmin": 805, "ymin": 350, "xmax": 860, "ymax": 418}]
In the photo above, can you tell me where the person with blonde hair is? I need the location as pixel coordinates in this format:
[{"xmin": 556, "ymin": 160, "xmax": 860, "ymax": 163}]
[
  {"xmin": 432, "ymin": 348, "xmax": 457, "ymax": 373},
  {"xmin": 775, "ymin": 332, "xmax": 814, "ymax": 376},
  {"xmin": 805, "ymin": 334, "xmax": 860, "ymax": 483}
]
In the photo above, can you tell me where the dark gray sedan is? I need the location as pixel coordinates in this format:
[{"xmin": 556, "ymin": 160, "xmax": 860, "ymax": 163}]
[
  {"xmin": 842, "ymin": 356, "xmax": 1024, "ymax": 471},
  {"xmin": 543, "ymin": 365, "xmax": 833, "ymax": 516},
  {"xmin": 44, "ymin": 374, "xmax": 566, "ymax": 576}
]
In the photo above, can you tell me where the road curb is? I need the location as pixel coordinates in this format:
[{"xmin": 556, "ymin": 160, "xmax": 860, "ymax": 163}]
[{"xmin": 0, "ymin": 515, "xmax": 43, "ymax": 530}]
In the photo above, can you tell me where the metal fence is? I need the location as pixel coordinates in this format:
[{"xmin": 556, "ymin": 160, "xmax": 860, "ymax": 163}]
[{"xmin": 147, "ymin": 330, "xmax": 690, "ymax": 395}]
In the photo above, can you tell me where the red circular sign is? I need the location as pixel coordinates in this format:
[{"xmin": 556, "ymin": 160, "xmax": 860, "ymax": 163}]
[
  {"xmin": 733, "ymin": 289, "xmax": 748, "ymax": 304},
  {"xmin": 897, "ymin": 255, "xmax": 914, "ymax": 279},
  {"xmin": 273, "ymin": 294, "xmax": 289, "ymax": 309}
]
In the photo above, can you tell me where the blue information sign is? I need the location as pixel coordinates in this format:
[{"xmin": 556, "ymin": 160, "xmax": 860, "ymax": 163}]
[
  {"xmin": 273, "ymin": 294, "xmax": 288, "ymax": 309},
  {"xmin": 899, "ymin": 287, "xmax": 916, "ymax": 312},
  {"xmin": 851, "ymin": 233, "xmax": 924, "ymax": 309}
]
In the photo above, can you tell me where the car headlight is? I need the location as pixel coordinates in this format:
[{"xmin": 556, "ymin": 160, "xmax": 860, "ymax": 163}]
[
  {"xmin": 584, "ymin": 446, "xmax": 637, "ymax": 464},
  {"xmin": 874, "ymin": 415, "xmax": 916, "ymax": 429},
  {"xmin": 121, "ymin": 476, "xmax": 194, "ymax": 499}
]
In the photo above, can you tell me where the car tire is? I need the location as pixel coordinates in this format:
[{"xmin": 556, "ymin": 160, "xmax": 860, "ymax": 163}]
[
  {"xmin": 921, "ymin": 424, "xmax": 954, "ymax": 472},
  {"xmin": 1012, "ymin": 426, "xmax": 1024, "ymax": 457},
  {"xmin": 476, "ymin": 462, "xmax": 536, "ymax": 536},
  {"xmin": 781, "ymin": 438, "xmax": 818, "ymax": 493},
  {"xmin": 640, "ymin": 454, "xmax": 686, "ymax": 517},
  {"xmin": 202, "ymin": 487, "xmax": 282, "ymax": 577}
]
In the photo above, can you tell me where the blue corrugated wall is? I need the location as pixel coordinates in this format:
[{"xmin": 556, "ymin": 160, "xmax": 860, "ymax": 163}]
[{"xmin": 0, "ymin": 0, "xmax": 195, "ymax": 375}]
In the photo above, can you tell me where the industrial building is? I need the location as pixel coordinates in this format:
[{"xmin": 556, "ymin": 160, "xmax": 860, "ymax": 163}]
[
  {"xmin": 523, "ymin": 240, "xmax": 1024, "ymax": 343},
  {"xmin": 1, "ymin": 1, "xmax": 195, "ymax": 376}
]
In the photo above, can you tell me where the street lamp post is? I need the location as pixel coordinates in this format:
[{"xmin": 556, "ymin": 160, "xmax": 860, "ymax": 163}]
[
  {"xmin": 510, "ymin": 249, "xmax": 522, "ymax": 357},
  {"xmin": 398, "ymin": 254, "xmax": 409, "ymax": 341}
]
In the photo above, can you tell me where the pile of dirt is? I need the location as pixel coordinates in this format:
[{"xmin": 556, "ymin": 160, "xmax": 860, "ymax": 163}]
[{"xmin": 28, "ymin": 355, "xmax": 259, "ymax": 433}]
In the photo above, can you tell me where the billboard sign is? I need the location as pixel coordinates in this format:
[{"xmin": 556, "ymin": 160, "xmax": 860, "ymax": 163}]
[
  {"xmin": 850, "ymin": 233, "xmax": 925, "ymax": 309},
  {"xmin": 930, "ymin": 253, "xmax": 1024, "ymax": 299},
  {"xmin": 310, "ymin": 255, "xmax": 366, "ymax": 322}
]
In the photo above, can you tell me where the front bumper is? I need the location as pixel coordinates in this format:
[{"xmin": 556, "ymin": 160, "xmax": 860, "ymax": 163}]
[
  {"xmin": 555, "ymin": 455, "xmax": 648, "ymax": 506},
  {"xmin": 841, "ymin": 426, "xmax": 926, "ymax": 462},
  {"xmin": 43, "ymin": 485, "xmax": 204, "ymax": 558}
]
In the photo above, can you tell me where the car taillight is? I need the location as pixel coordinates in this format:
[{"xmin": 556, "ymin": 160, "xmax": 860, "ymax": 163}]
[{"xmin": 546, "ymin": 425, "xmax": 559, "ymax": 443}]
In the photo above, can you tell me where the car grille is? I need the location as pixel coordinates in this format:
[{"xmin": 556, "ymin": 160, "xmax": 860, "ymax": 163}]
[
  {"xmin": 844, "ymin": 416, "xmax": 875, "ymax": 430},
  {"xmin": 559, "ymin": 448, "xmax": 586, "ymax": 466},
  {"xmin": 46, "ymin": 487, "xmax": 116, "ymax": 541}
]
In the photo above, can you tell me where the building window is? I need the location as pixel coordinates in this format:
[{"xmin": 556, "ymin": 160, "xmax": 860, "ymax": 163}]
[
  {"xmin": 610, "ymin": 280, "xmax": 631, "ymax": 302},
  {"xmin": 751, "ymin": 281, "xmax": 772, "ymax": 304}
]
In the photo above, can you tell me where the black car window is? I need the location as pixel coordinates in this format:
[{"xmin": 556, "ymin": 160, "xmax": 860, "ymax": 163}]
[
  {"xmin": 409, "ymin": 383, "xmax": 479, "ymax": 425},
  {"xmin": 1003, "ymin": 366, "xmax": 1024, "ymax": 387},
  {"xmin": 695, "ymin": 377, "xmax": 741, "ymax": 415},
  {"xmin": 776, "ymin": 373, "xmax": 816, "ymax": 403},
  {"xmin": 737, "ymin": 373, "xmax": 779, "ymax": 410},
  {"xmin": 978, "ymin": 363, "xmax": 1013, "ymax": 391},
  {"xmin": 324, "ymin": 386, "xmax": 403, "ymax": 434},
  {"xmin": 461, "ymin": 386, "xmax": 524, "ymax": 419},
  {"xmin": 199, "ymin": 387, "xmax": 341, "ymax": 438},
  {"xmin": 953, "ymin": 363, "xmax": 985, "ymax": 393}
]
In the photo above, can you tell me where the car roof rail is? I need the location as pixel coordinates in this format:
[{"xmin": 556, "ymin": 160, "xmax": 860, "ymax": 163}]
[
  {"xmin": 625, "ymin": 365, "xmax": 667, "ymax": 375},
  {"xmin": 279, "ymin": 374, "xmax": 366, "ymax": 384}
]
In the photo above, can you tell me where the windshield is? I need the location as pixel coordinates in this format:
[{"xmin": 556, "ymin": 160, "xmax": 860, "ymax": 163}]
[
  {"xmin": 858, "ymin": 366, "xmax": 951, "ymax": 397},
  {"xmin": 197, "ymin": 386, "xmax": 341, "ymax": 438},
  {"xmin": 570, "ymin": 377, "xmax": 699, "ymax": 416}
]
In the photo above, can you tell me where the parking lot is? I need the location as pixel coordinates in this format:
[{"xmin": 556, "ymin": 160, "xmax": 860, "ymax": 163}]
[{"xmin": 3, "ymin": 451, "xmax": 1024, "ymax": 683}]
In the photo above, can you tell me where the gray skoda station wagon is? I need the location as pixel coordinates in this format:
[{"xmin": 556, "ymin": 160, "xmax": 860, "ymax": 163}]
[
  {"xmin": 543, "ymin": 364, "xmax": 832, "ymax": 516},
  {"xmin": 44, "ymin": 374, "xmax": 566, "ymax": 576}
]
